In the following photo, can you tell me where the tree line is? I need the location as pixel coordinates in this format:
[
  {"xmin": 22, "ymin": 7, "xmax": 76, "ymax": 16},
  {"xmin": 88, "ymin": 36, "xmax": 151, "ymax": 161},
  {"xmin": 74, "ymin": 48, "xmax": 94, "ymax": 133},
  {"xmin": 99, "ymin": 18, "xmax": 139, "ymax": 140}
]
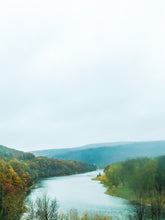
[
  {"xmin": 102, "ymin": 156, "xmax": 165, "ymax": 220},
  {"xmin": 0, "ymin": 145, "xmax": 96, "ymax": 220}
]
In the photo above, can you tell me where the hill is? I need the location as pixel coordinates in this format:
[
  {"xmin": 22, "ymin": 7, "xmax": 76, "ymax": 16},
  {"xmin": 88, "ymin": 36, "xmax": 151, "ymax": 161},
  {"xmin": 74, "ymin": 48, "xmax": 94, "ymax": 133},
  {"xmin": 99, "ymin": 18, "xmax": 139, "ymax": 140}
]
[
  {"xmin": 31, "ymin": 142, "xmax": 130, "ymax": 157},
  {"xmin": 0, "ymin": 145, "xmax": 35, "ymax": 160},
  {"xmin": 31, "ymin": 140, "xmax": 165, "ymax": 167}
]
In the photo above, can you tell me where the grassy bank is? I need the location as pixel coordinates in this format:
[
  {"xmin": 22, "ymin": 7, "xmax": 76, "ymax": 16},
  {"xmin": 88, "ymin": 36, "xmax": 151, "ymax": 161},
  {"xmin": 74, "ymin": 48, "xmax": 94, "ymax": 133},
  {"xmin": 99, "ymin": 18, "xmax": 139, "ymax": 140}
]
[
  {"xmin": 93, "ymin": 175, "xmax": 135, "ymax": 200},
  {"xmin": 94, "ymin": 156, "xmax": 165, "ymax": 220}
]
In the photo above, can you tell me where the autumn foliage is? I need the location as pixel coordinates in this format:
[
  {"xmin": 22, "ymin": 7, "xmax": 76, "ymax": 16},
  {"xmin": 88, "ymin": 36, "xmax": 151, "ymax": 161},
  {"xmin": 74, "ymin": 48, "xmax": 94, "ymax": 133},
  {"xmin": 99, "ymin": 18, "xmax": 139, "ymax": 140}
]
[{"xmin": 0, "ymin": 145, "xmax": 96, "ymax": 220}]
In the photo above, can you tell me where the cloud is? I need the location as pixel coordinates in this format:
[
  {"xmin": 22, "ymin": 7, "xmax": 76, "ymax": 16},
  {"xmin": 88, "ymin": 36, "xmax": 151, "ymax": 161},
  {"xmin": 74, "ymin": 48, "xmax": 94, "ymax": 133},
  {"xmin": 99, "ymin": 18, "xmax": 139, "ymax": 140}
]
[{"xmin": 0, "ymin": 0, "xmax": 165, "ymax": 151}]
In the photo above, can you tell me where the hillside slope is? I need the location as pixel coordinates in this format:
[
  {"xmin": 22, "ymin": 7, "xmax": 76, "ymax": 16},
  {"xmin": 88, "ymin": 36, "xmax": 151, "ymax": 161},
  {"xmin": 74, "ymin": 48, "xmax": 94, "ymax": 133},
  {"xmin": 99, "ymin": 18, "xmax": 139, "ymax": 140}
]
[
  {"xmin": 0, "ymin": 145, "xmax": 35, "ymax": 160},
  {"xmin": 31, "ymin": 140, "xmax": 165, "ymax": 167},
  {"xmin": 31, "ymin": 142, "xmax": 130, "ymax": 157}
]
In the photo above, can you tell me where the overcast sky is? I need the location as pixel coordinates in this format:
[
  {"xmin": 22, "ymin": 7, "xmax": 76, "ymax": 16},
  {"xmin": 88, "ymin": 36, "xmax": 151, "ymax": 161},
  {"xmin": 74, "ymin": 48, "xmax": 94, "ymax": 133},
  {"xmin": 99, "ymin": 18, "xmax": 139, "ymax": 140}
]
[{"xmin": 0, "ymin": 0, "xmax": 165, "ymax": 151}]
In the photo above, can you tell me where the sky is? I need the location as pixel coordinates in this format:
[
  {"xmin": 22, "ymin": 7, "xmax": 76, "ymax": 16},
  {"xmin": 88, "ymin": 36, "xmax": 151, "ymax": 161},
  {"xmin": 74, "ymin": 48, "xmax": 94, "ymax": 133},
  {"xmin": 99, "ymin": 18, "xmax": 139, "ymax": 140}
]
[{"xmin": 0, "ymin": 0, "xmax": 165, "ymax": 151}]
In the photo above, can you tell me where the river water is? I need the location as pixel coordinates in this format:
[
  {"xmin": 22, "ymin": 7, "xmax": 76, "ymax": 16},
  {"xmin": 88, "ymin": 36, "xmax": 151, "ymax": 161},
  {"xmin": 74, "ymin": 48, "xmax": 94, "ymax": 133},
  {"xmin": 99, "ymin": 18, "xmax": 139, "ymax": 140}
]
[{"xmin": 24, "ymin": 170, "xmax": 134, "ymax": 219}]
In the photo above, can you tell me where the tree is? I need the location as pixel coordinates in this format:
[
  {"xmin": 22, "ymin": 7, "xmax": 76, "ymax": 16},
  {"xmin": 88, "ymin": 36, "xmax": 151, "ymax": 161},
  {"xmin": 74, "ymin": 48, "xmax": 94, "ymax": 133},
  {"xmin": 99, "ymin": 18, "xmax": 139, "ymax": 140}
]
[
  {"xmin": 106, "ymin": 163, "xmax": 123, "ymax": 187},
  {"xmin": 68, "ymin": 209, "xmax": 79, "ymax": 220},
  {"xmin": 132, "ymin": 198, "xmax": 146, "ymax": 220},
  {"xmin": 150, "ymin": 189, "xmax": 165, "ymax": 220},
  {"xmin": 26, "ymin": 194, "xmax": 58, "ymax": 220}
]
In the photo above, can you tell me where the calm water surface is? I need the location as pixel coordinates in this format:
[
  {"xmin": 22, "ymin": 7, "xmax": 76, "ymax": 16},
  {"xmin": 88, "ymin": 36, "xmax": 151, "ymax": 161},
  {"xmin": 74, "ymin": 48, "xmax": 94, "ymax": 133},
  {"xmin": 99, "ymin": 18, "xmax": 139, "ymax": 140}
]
[{"xmin": 24, "ymin": 170, "xmax": 134, "ymax": 219}]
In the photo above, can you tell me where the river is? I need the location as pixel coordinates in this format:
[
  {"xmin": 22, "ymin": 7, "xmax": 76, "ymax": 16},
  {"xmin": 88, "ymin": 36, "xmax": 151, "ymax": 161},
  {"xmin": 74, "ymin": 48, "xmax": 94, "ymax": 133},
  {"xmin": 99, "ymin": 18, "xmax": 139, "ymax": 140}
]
[{"xmin": 23, "ymin": 170, "xmax": 134, "ymax": 219}]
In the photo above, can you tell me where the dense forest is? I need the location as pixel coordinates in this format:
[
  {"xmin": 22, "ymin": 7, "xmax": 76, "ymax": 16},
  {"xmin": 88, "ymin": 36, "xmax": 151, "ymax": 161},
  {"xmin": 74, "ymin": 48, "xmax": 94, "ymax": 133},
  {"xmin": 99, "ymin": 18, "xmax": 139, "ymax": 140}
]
[
  {"xmin": 0, "ymin": 145, "xmax": 96, "ymax": 220},
  {"xmin": 98, "ymin": 155, "xmax": 165, "ymax": 219}
]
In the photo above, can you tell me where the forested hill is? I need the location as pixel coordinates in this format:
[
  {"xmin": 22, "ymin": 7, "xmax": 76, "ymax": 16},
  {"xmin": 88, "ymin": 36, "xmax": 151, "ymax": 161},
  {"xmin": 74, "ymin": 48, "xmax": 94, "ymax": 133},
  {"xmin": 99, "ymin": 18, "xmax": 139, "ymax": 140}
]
[
  {"xmin": 0, "ymin": 145, "xmax": 96, "ymax": 176},
  {"xmin": 0, "ymin": 145, "xmax": 96, "ymax": 220},
  {"xmin": 31, "ymin": 140, "xmax": 165, "ymax": 167},
  {"xmin": 0, "ymin": 145, "xmax": 35, "ymax": 160}
]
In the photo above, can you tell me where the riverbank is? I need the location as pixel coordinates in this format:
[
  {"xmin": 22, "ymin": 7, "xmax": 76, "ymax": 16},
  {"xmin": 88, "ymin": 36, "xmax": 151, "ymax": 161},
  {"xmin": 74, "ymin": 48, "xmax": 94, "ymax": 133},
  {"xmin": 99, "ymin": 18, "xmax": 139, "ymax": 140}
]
[
  {"xmin": 24, "ymin": 170, "xmax": 133, "ymax": 220},
  {"xmin": 93, "ymin": 174, "xmax": 135, "ymax": 201},
  {"xmin": 94, "ymin": 156, "xmax": 165, "ymax": 220},
  {"xmin": 93, "ymin": 175, "xmax": 165, "ymax": 220}
]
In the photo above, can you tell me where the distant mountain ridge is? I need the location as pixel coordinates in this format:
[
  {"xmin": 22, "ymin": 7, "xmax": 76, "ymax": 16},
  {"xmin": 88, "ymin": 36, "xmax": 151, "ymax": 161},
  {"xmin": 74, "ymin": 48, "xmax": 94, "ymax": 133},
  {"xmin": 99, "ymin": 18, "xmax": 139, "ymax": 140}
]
[
  {"xmin": 31, "ymin": 141, "xmax": 131, "ymax": 157},
  {"xmin": 31, "ymin": 140, "xmax": 165, "ymax": 167}
]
